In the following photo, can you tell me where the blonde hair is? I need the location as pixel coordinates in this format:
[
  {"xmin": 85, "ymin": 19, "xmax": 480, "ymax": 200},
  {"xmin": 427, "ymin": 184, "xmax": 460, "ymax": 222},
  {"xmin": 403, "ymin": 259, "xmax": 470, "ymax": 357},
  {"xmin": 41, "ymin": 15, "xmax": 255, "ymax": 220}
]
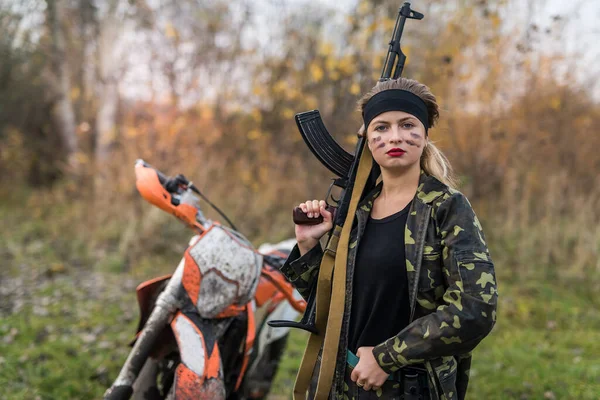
[{"xmin": 357, "ymin": 78, "xmax": 458, "ymax": 189}]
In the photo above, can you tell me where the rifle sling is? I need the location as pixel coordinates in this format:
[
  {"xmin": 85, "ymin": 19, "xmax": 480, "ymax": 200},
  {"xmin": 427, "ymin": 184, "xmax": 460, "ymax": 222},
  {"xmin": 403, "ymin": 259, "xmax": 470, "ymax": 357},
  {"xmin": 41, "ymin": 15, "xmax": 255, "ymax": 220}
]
[{"xmin": 293, "ymin": 145, "xmax": 373, "ymax": 399}]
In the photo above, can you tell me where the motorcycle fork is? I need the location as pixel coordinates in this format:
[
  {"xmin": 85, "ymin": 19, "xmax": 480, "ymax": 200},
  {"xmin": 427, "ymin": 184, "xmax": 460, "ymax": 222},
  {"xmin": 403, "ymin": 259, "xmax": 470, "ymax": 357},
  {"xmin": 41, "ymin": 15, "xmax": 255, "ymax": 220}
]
[{"xmin": 105, "ymin": 260, "xmax": 186, "ymax": 400}]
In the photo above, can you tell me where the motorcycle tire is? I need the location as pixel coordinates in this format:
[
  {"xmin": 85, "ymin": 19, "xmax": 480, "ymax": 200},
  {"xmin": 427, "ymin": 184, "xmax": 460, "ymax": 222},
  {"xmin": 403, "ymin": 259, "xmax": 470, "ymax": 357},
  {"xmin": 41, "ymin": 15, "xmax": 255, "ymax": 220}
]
[{"xmin": 239, "ymin": 333, "xmax": 290, "ymax": 400}]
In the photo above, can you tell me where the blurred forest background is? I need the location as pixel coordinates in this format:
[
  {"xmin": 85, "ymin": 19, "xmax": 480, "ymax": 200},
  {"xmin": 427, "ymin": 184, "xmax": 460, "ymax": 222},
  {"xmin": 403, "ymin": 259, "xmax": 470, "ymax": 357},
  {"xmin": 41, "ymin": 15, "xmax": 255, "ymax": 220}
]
[{"xmin": 1, "ymin": 0, "xmax": 599, "ymax": 398}]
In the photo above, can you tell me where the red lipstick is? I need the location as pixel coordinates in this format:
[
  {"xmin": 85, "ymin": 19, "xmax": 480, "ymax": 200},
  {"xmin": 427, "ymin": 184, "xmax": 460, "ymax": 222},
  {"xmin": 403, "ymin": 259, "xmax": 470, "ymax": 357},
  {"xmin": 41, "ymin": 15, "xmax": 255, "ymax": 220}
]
[{"xmin": 386, "ymin": 148, "xmax": 406, "ymax": 157}]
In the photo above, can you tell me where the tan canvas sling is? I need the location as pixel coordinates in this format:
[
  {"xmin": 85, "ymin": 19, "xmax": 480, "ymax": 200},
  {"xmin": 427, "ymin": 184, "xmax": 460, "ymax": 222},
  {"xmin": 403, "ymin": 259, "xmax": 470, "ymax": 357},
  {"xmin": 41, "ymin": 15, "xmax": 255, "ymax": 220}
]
[{"xmin": 293, "ymin": 145, "xmax": 373, "ymax": 399}]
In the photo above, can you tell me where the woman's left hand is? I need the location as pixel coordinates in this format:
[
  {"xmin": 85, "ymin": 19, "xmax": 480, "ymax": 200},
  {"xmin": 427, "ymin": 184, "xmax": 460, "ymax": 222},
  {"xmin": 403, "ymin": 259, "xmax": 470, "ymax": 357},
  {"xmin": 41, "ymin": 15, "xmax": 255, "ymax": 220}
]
[{"xmin": 350, "ymin": 346, "xmax": 389, "ymax": 391}]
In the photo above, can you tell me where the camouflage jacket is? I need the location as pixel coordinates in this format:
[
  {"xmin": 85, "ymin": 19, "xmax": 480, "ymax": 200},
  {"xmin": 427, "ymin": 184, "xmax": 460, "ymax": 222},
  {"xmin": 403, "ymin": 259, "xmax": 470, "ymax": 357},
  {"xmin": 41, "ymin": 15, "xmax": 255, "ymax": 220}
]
[{"xmin": 280, "ymin": 171, "xmax": 498, "ymax": 400}]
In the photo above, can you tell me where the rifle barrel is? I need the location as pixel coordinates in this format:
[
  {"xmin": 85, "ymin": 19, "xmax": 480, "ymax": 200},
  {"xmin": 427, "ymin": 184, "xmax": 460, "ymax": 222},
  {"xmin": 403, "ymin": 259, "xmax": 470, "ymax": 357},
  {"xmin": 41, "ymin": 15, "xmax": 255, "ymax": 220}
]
[
  {"xmin": 381, "ymin": 2, "xmax": 423, "ymax": 81},
  {"xmin": 381, "ymin": 5, "xmax": 408, "ymax": 80}
]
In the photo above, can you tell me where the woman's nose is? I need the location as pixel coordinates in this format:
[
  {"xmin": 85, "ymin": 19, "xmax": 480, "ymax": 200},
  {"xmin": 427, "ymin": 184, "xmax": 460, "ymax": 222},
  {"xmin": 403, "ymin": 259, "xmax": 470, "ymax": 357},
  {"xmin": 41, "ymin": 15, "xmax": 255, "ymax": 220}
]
[{"xmin": 389, "ymin": 126, "xmax": 403, "ymax": 142}]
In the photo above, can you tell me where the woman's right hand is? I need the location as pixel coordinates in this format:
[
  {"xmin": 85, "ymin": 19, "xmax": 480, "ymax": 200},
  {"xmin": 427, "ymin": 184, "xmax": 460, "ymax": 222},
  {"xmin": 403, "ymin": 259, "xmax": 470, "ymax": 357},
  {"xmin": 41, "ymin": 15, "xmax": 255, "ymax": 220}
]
[{"xmin": 295, "ymin": 200, "xmax": 333, "ymax": 256}]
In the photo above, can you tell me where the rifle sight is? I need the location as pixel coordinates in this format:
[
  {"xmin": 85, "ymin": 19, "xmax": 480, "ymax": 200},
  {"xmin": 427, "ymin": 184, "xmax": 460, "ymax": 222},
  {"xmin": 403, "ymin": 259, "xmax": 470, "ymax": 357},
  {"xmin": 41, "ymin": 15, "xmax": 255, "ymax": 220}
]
[{"xmin": 380, "ymin": 2, "xmax": 424, "ymax": 81}]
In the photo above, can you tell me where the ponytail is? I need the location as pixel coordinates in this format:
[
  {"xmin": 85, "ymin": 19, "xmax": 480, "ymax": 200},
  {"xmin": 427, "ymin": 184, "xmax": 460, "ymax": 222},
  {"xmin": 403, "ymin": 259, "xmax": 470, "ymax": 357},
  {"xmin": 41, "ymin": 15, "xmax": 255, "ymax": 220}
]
[{"xmin": 421, "ymin": 141, "xmax": 458, "ymax": 189}]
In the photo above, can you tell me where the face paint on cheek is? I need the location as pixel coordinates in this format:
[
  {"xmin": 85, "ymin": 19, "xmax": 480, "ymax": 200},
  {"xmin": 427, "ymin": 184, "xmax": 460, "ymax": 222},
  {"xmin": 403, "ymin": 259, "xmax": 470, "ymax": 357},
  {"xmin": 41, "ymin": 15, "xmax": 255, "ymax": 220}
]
[
  {"xmin": 406, "ymin": 132, "xmax": 424, "ymax": 147},
  {"xmin": 370, "ymin": 135, "xmax": 385, "ymax": 149}
]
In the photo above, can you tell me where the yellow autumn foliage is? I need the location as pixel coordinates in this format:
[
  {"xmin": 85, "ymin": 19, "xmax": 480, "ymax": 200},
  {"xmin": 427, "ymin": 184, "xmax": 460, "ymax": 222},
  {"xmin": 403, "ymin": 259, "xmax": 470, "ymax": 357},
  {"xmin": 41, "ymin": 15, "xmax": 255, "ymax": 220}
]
[
  {"xmin": 310, "ymin": 63, "xmax": 324, "ymax": 82},
  {"xmin": 247, "ymin": 129, "xmax": 262, "ymax": 140}
]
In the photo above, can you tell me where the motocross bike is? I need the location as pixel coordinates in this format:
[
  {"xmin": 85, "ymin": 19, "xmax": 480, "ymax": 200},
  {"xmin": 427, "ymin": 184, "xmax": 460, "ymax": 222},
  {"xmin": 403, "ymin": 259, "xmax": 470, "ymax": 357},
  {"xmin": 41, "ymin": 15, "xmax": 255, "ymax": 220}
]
[{"xmin": 104, "ymin": 160, "xmax": 305, "ymax": 400}]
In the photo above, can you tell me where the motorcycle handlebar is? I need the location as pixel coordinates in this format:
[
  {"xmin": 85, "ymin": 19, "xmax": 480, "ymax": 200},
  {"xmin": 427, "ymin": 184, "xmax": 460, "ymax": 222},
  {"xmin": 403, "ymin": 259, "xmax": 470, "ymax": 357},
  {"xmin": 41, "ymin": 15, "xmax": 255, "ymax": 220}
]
[
  {"xmin": 135, "ymin": 159, "xmax": 238, "ymax": 231},
  {"xmin": 136, "ymin": 159, "xmax": 188, "ymax": 193},
  {"xmin": 136, "ymin": 159, "xmax": 168, "ymax": 186}
]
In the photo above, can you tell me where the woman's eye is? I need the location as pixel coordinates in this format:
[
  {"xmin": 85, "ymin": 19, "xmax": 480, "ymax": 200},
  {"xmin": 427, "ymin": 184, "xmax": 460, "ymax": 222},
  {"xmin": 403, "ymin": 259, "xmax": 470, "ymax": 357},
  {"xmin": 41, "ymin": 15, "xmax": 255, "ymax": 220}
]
[
  {"xmin": 375, "ymin": 125, "xmax": 387, "ymax": 131},
  {"xmin": 402, "ymin": 123, "xmax": 415, "ymax": 129}
]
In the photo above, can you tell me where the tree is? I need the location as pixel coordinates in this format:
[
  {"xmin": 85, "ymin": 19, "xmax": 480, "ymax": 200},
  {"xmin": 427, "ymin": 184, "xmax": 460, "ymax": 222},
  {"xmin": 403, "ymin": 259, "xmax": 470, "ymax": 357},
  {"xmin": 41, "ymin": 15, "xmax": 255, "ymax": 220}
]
[{"xmin": 45, "ymin": 0, "xmax": 79, "ymax": 171}]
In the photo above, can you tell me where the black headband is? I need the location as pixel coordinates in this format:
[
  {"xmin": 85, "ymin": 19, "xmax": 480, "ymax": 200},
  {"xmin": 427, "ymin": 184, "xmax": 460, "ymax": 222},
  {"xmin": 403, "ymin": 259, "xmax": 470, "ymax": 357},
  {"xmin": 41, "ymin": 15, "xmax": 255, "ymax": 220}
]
[{"xmin": 363, "ymin": 89, "xmax": 430, "ymax": 134}]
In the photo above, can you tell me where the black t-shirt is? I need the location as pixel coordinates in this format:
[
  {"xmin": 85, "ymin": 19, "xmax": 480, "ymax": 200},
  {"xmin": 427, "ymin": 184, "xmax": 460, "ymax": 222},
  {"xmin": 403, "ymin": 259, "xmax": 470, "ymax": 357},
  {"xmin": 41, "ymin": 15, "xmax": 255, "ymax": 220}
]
[{"xmin": 348, "ymin": 201, "xmax": 411, "ymax": 353}]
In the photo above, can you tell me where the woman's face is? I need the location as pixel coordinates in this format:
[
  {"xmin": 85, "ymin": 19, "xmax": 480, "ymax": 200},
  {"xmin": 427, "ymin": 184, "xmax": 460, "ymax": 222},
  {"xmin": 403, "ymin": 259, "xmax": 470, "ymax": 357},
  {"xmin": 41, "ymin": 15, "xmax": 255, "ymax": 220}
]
[{"xmin": 366, "ymin": 110, "xmax": 427, "ymax": 172}]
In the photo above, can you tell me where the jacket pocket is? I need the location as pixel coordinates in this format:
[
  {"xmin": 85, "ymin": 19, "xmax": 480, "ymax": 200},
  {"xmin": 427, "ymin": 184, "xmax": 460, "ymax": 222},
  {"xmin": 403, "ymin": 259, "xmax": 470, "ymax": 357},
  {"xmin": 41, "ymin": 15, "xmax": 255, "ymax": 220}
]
[
  {"xmin": 432, "ymin": 356, "xmax": 458, "ymax": 400},
  {"xmin": 454, "ymin": 249, "xmax": 496, "ymax": 295}
]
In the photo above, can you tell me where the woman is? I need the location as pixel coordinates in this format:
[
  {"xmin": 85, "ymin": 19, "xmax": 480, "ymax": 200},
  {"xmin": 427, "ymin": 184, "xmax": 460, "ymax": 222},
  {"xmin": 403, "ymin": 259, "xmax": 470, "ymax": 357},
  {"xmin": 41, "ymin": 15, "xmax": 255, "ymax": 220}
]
[{"xmin": 280, "ymin": 77, "xmax": 498, "ymax": 400}]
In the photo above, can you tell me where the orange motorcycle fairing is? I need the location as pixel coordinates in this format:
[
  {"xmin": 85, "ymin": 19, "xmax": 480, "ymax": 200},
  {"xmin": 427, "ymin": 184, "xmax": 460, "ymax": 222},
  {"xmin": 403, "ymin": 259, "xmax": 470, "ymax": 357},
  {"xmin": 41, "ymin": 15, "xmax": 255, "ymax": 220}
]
[
  {"xmin": 254, "ymin": 275, "xmax": 280, "ymax": 308},
  {"xmin": 182, "ymin": 232, "xmax": 246, "ymax": 319},
  {"xmin": 182, "ymin": 245, "xmax": 203, "ymax": 306},
  {"xmin": 130, "ymin": 275, "xmax": 176, "ymax": 359},
  {"xmin": 183, "ymin": 224, "xmax": 262, "ymax": 319},
  {"xmin": 171, "ymin": 312, "xmax": 225, "ymax": 399},
  {"xmin": 135, "ymin": 274, "xmax": 173, "ymax": 333},
  {"xmin": 259, "ymin": 264, "xmax": 307, "ymax": 313},
  {"xmin": 235, "ymin": 302, "xmax": 256, "ymax": 391},
  {"xmin": 135, "ymin": 162, "xmax": 205, "ymax": 234}
]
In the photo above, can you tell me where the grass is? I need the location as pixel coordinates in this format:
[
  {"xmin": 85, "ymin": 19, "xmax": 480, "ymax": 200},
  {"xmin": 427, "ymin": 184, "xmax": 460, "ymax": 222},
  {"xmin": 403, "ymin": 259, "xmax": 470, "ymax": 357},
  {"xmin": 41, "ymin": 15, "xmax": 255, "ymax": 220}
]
[
  {"xmin": 270, "ymin": 279, "xmax": 600, "ymax": 400},
  {"xmin": 2, "ymin": 268, "xmax": 598, "ymax": 399},
  {"xmin": 1, "ymin": 188, "xmax": 599, "ymax": 399},
  {"xmin": 0, "ymin": 275, "xmax": 138, "ymax": 400}
]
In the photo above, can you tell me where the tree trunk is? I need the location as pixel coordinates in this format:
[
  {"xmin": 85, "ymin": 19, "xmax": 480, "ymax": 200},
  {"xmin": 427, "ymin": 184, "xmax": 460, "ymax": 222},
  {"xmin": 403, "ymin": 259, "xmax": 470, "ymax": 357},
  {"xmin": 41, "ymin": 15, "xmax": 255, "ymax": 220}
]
[
  {"xmin": 95, "ymin": 78, "xmax": 119, "ymax": 163},
  {"xmin": 46, "ymin": 0, "xmax": 79, "ymax": 171},
  {"xmin": 95, "ymin": 3, "xmax": 121, "ymax": 164}
]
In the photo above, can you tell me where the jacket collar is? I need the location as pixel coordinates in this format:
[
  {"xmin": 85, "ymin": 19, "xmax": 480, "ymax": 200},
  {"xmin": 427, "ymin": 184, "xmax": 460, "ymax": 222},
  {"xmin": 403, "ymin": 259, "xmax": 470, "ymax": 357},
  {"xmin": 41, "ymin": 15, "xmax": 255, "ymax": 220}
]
[{"xmin": 358, "ymin": 170, "xmax": 446, "ymax": 212}]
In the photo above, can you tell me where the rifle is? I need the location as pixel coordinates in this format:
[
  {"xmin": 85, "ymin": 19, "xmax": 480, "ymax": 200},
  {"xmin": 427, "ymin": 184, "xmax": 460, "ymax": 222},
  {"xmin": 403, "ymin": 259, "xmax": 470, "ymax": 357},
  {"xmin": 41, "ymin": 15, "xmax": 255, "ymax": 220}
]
[{"xmin": 269, "ymin": 2, "xmax": 424, "ymax": 334}]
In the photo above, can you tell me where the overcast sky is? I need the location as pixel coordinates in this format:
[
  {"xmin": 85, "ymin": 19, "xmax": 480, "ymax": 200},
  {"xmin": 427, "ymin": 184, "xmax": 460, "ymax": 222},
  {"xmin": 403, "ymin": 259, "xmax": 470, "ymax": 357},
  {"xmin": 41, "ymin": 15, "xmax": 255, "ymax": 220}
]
[
  {"xmin": 120, "ymin": 0, "xmax": 600, "ymax": 102},
  {"xmin": 257, "ymin": 0, "xmax": 600, "ymax": 90}
]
